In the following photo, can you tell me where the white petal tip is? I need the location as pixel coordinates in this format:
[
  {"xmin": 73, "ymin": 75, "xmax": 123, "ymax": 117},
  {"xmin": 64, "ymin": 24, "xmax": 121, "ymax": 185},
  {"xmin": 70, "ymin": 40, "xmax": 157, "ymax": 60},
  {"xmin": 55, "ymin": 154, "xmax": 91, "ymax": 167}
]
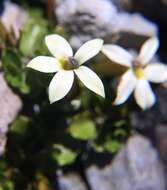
[
  {"xmin": 26, "ymin": 62, "xmax": 35, "ymax": 69},
  {"xmin": 74, "ymin": 38, "xmax": 104, "ymax": 65},
  {"xmin": 113, "ymin": 97, "xmax": 126, "ymax": 106},
  {"xmin": 101, "ymin": 44, "xmax": 132, "ymax": 67},
  {"xmin": 140, "ymin": 103, "xmax": 155, "ymax": 110},
  {"xmin": 45, "ymin": 35, "xmax": 50, "ymax": 44},
  {"xmin": 134, "ymin": 79, "xmax": 156, "ymax": 110},
  {"xmin": 88, "ymin": 86, "xmax": 105, "ymax": 99},
  {"xmin": 113, "ymin": 101, "xmax": 122, "ymax": 106},
  {"xmin": 45, "ymin": 34, "xmax": 73, "ymax": 58},
  {"xmin": 139, "ymin": 98, "xmax": 156, "ymax": 110},
  {"xmin": 48, "ymin": 71, "xmax": 74, "ymax": 104},
  {"xmin": 138, "ymin": 37, "xmax": 160, "ymax": 65},
  {"xmin": 150, "ymin": 37, "xmax": 159, "ymax": 44},
  {"xmin": 26, "ymin": 56, "xmax": 60, "ymax": 73},
  {"xmin": 99, "ymin": 91, "xmax": 105, "ymax": 98},
  {"xmin": 95, "ymin": 38, "xmax": 104, "ymax": 45},
  {"xmin": 74, "ymin": 66, "xmax": 105, "ymax": 99},
  {"xmin": 44, "ymin": 35, "xmax": 52, "ymax": 43},
  {"xmin": 149, "ymin": 37, "xmax": 160, "ymax": 50},
  {"xmin": 49, "ymin": 92, "xmax": 65, "ymax": 104},
  {"xmin": 49, "ymin": 99, "xmax": 55, "ymax": 104},
  {"xmin": 49, "ymin": 93, "xmax": 66, "ymax": 104},
  {"xmin": 49, "ymin": 97, "xmax": 60, "ymax": 104},
  {"xmin": 45, "ymin": 34, "xmax": 56, "ymax": 42},
  {"xmin": 26, "ymin": 63, "xmax": 31, "ymax": 68}
]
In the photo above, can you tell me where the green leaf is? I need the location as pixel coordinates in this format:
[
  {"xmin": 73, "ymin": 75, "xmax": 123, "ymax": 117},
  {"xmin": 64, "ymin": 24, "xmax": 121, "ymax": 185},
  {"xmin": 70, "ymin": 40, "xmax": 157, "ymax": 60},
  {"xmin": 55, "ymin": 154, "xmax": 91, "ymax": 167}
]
[
  {"xmin": 0, "ymin": 181, "xmax": 14, "ymax": 190},
  {"xmin": 19, "ymin": 18, "xmax": 48, "ymax": 56},
  {"xmin": 113, "ymin": 120, "xmax": 126, "ymax": 127},
  {"xmin": 52, "ymin": 145, "xmax": 77, "ymax": 166},
  {"xmin": 2, "ymin": 49, "xmax": 30, "ymax": 94},
  {"xmin": 0, "ymin": 21, "xmax": 7, "ymax": 44},
  {"xmin": 104, "ymin": 140, "xmax": 122, "ymax": 153},
  {"xmin": 93, "ymin": 144, "xmax": 105, "ymax": 153},
  {"xmin": 10, "ymin": 116, "xmax": 30, "ymax": 135},
  {"xmin": 69, "ymin": 114, "xmax": 97, "ymax": 141},
  {"xmin": 114, "ymin": 128, "xmax": 126, "ymax": 137}
]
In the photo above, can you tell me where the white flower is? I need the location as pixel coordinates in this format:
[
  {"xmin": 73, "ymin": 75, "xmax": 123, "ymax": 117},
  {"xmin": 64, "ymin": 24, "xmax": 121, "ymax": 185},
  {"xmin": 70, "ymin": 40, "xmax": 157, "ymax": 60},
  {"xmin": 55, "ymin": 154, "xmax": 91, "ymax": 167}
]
[
  {"xmin": 102, "ymin": 37, "xmax": 167, "ymax": 110},
  {"xmin": 27, "ymin": 34, "xmax": 105, "ymax": 103}
]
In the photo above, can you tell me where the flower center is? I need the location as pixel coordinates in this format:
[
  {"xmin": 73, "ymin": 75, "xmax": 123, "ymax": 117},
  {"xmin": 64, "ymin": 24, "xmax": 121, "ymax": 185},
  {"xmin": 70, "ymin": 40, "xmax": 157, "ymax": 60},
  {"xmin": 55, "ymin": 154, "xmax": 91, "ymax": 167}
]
[
  {"xmin": 133, "ymin": 67, "xmax": 145, "ymax": 79},
  {"xmin": 132, "ymin": 59, "xmax": 145, "ymax": 79},
  {"xmin": 59, "ymin": 57, "xmax": 79, "ymax": 70}
]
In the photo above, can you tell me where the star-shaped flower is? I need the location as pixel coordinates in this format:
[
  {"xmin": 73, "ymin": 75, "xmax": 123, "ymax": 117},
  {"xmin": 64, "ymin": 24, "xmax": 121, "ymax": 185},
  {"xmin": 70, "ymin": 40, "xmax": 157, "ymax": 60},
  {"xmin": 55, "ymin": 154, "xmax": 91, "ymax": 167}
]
[
  {"xmin": 102, "ymin": 37, "xmax": 167, "ymax": 110},
  {"xmin": 27, "ymin": 34, "xmax": 105, "ymax": 103}
]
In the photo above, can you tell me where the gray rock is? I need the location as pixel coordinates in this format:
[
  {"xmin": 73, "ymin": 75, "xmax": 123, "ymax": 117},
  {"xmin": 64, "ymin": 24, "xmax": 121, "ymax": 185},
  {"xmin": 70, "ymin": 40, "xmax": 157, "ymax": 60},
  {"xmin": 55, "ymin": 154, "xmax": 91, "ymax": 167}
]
[
  {"xmin": 55, "ymin": 0, "xmax": 157, "ymax": 48},
  {"xmin": 156, "ymin": 125, "xmax": 167, "ymax": 165},
  {"xmin": 57, "ymin": 172, "xmax": 87, "ymax": 190},
  {"xmin": 116, "ymin": 0, "xmax": 167, "ymax": 20},
  {"xmin": 56, "ymin": 0, "xmax": 118, "ymax": 48},
  {"xmin": 114, "ymin": 12, "xmax": 157, "ymax": 36},
  {"xmin": 0, "ymin": 73, "xmax": 22, "ymax": 155},
  {"xmin": 155, "ymin": 125, "xmax": 167, "ymax": 187},
  {"xmin": 161, "ymin": 0, "xmax": 167, "ymax": 6},
  {"xmin": 86, "ymin": 135, "xmax": 166, "ymax": 190},
  {"xmin": 130, "ymin": 86, "xmax": 167, "ymax": 129}
]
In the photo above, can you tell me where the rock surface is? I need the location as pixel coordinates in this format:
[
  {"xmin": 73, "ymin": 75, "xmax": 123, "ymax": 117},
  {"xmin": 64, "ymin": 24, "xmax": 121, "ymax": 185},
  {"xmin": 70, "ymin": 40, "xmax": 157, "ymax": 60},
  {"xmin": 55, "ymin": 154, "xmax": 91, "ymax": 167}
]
[
  {"xmin": 86, "ymin": 135, "xmax": 166, "ymax": 190},
  {"xmin": 55, "ymin": 0, "xmax": 118, "ymax": 48},
  {"xmin": 155, "ymin": 125, "xmax": 167, "ymax": 187},
  {"xmin": 57, "ymin": 172, "xmax": 87, "ymax": 190},
  {"xmin": 55, "ymin": 0, "xmax": 157, "ymax": 48},
  {"xmin": 0, "ymin": 73, "xmax": 22, "ymax": 155},
  {"xmin": 130, "ymin": 86, "xmax": 167, "ymax": 129},
  {"xmin": 162, "ymin": 0, "xmax": 167, "ymax": 6},
  {"xmin": 156, "ymin": 125, "xmax": 167, "ymax": 165}
]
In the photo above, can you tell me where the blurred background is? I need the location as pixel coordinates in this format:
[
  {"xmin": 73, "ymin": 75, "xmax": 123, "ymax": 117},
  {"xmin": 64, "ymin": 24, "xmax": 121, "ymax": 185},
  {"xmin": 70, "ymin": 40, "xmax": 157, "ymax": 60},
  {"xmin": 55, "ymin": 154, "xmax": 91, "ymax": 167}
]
[{"xmin": 0, "ymin": 0, "xmax": 167, "ymax": 190}]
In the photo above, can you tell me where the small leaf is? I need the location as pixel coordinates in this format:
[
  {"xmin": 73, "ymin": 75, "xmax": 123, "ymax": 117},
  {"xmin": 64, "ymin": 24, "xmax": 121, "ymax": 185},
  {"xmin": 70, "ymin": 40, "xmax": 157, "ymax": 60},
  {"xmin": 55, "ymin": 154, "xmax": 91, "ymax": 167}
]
[
  {"xmin": 104, "ymin": 140, "xmax": 122, "ymax": 153},
  {"xmin": 113, "ymin": 120, "xmax": 126, "ymax": 127},
  {"xmin": 114, "ymin": 128, "xmax": 126, "ymax": 137},
  {"xmin": 2, "ymin": 49, "xmax": 30, "ymax": 94},
  {"xmin": 69, "ymin": 114, "xmax": 97, "ymax": 140},
  {"xmin": 10, "ymin": 116, "xmax": 30, "ymax": 135},
  {"xmin": 0, "ymin": 181, "xmax": 14, "ymax": 190},
  {"xmin": 93, "ymin": 144, "xmax": 105, "ymax": 153},
  {"xmin": 0, "ymin": 21, "xmax": 7, "ymax": 44},
  {"xmin": 19, "ymin": 18, "xmax": 48, "ymax": 56},
  {"xmin": 52, "ymin": 145, "xmax": 77, "ymax": 166}
]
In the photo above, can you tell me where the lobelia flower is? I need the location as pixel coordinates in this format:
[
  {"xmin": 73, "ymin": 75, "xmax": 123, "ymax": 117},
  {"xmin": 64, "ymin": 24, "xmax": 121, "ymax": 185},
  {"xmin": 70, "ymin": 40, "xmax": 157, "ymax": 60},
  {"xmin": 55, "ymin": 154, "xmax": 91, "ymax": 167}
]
[
  {"xmin": 102, "ymin": 37, "xmax": 167, "ymax": 110},
  {"xmin": 27, "ymin": 34, "xmax": 105, "ymax": 103}
]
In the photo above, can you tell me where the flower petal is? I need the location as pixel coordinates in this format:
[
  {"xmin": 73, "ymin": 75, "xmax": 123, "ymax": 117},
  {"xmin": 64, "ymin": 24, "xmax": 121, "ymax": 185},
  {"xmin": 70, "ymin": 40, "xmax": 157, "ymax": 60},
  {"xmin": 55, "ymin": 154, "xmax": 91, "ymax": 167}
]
[
  {"xmin": 102, "ymin": 44, "xmax": 133, "ymax": 67},
  {"xmin": 49, "ymin": 70, "xmax": 74, "ymax": 103},
  {"xmin": 114, "ymin": 70, "xmax": 137, "ymax": 105},
  {"xmin": 138, "ymin": 37, "xmax": 159, "ymax": 65},
  {"xmin": 74, "ymin": 39, "xmax": 103, "ymax": 65},
  {"xmin": 45, "ymin": 34, "xmax": 73, "ymax": 59},
  {"xmin": 144, "ymin": 63, "xmax": 167, "ymax": 83},
  {"xmin": 74, "ymin": 66, "xmax": 105, "ymax": 98},
  {"xmin": 27, "ymin": 56, "xmax": 61, "ymax": 73},
  {"xmin": 134, "ymin": 79, "xmax": 156, "ymax": 110}
]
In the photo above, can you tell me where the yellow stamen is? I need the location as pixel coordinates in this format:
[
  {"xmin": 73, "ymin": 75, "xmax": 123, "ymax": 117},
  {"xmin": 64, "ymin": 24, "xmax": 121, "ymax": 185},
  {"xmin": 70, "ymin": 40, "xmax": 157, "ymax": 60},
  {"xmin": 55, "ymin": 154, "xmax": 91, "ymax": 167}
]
[
  {"xmin": 59, "ymin": 57, "xmax": 79, "ymax": 70},
  {"xmin": 59, "ymin": 57, "xmax": 70, "ymax": 70},
  {"xmin": 133, "ymin": 68, "xmax": 145, "ymax": 79}
]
